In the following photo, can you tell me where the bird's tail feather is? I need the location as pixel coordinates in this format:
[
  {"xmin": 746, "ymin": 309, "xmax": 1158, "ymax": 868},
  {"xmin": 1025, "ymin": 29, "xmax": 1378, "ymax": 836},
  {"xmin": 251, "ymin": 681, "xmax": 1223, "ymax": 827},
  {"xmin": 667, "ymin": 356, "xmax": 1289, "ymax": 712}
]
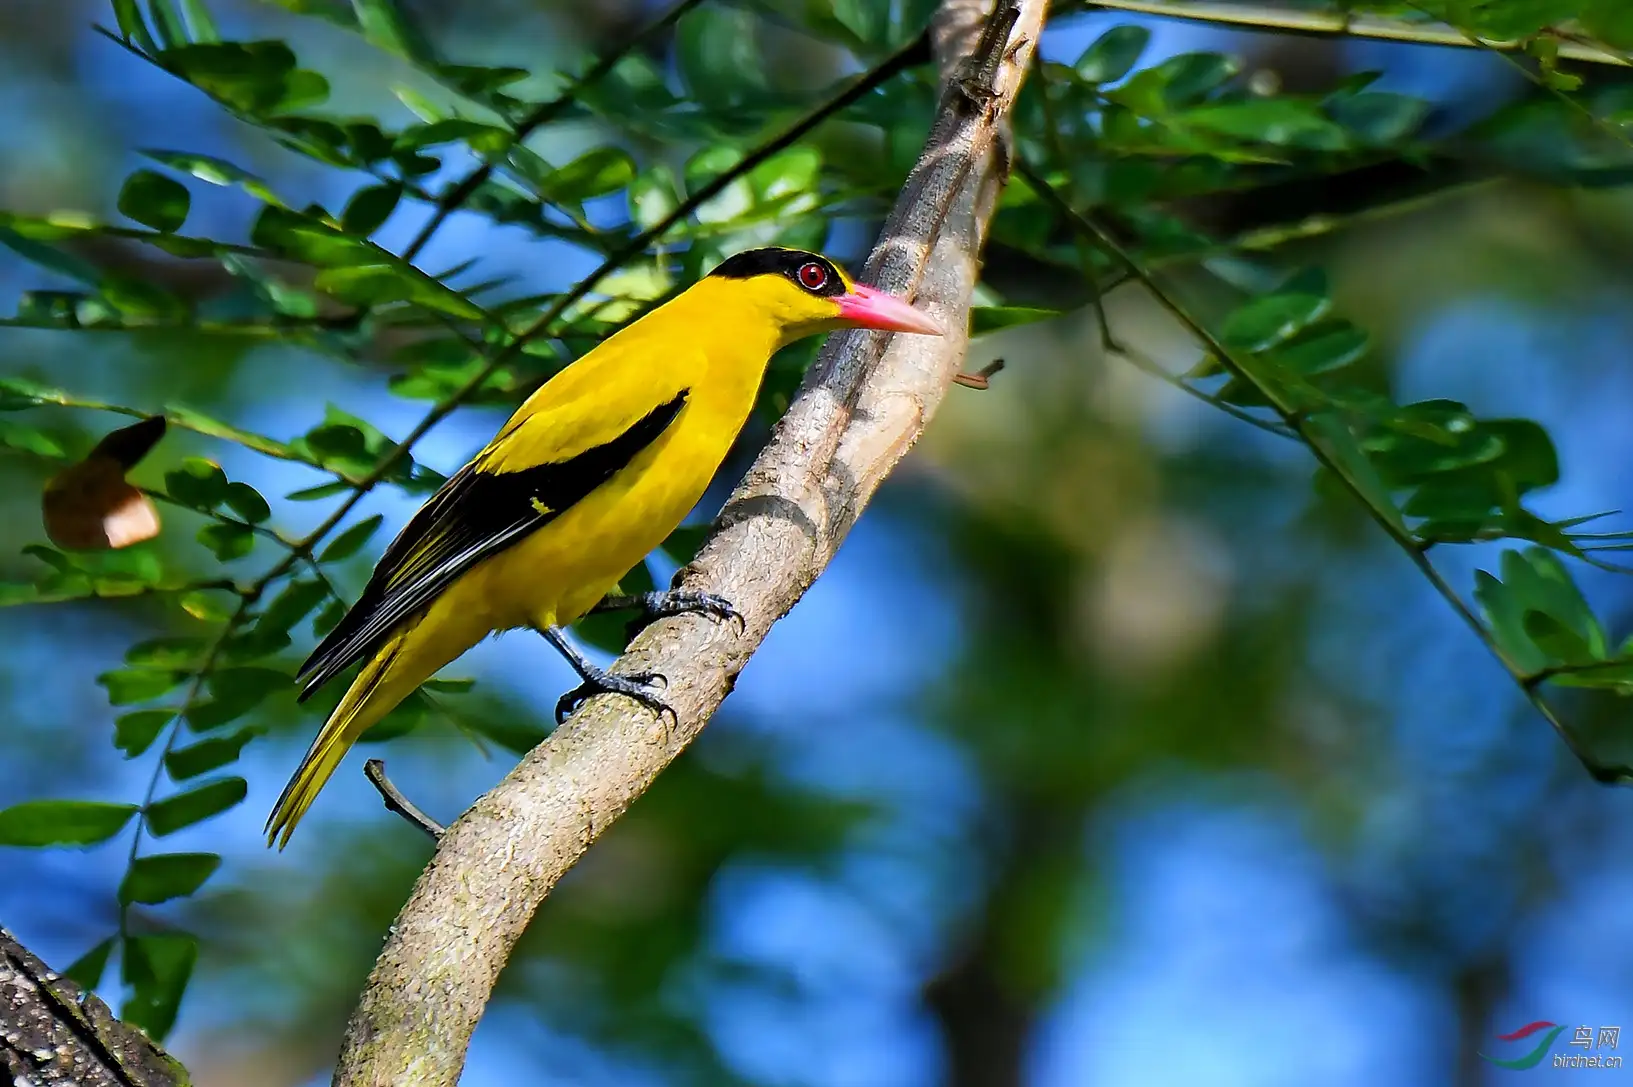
[{"xmin": 265, "ymin": 638, "xmax": 406, "ymax": 849}]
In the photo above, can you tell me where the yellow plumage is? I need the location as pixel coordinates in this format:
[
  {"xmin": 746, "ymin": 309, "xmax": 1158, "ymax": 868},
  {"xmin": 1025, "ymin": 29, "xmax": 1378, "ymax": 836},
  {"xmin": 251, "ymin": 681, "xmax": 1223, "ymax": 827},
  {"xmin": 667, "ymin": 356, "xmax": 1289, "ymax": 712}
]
[{"xmin": 266, "ymin": 248, "xmax": 940, "ymax": 847}]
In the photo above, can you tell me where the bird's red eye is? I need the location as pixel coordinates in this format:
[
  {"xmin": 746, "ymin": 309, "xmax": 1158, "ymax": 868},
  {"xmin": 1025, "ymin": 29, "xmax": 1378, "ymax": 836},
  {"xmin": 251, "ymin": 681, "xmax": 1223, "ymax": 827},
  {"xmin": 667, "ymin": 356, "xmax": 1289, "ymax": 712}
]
[{"xmin": 797, "ymin": 262, "xmax": 829, "ymax": 291}]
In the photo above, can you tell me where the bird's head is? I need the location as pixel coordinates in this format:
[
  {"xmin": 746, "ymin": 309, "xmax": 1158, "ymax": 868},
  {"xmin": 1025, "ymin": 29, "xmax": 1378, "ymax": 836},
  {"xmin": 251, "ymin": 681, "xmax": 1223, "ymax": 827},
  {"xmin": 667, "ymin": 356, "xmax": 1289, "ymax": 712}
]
[{"xmin": 707, "ymin": 247, "xmax": 943, "ymax": 347}]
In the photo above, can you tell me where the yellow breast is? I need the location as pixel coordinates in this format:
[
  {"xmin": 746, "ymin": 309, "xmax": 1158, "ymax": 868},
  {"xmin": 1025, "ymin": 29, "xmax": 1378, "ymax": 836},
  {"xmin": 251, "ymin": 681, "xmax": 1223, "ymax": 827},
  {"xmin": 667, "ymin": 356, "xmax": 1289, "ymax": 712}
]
[{"xmin": 470, "ymin": 290, "xmax": 780, "ymax": 630}]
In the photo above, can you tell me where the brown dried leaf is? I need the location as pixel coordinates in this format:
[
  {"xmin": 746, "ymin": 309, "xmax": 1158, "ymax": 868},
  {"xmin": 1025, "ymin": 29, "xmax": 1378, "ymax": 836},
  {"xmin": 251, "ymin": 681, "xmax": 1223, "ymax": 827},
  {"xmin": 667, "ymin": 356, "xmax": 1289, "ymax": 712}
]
[{"xmin": 43, "ymin": 416, "xmax": 166, "ymax": 550}]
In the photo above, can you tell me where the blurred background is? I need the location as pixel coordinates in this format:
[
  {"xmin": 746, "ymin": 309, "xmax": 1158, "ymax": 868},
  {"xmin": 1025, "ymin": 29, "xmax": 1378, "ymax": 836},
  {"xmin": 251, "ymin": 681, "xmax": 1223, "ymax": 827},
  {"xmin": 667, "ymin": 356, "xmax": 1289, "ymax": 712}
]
[{"xmin": 3, "ymin": 1, "xmax": 1633, "ymax": 1085}]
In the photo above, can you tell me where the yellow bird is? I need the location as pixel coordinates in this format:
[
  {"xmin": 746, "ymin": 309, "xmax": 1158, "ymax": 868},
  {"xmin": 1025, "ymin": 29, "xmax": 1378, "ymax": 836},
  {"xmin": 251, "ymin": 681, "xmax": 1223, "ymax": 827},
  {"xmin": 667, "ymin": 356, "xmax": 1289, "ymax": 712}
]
[{"xmin": 266, "ymin": 247, "xmax": 941, "ymax": 847}]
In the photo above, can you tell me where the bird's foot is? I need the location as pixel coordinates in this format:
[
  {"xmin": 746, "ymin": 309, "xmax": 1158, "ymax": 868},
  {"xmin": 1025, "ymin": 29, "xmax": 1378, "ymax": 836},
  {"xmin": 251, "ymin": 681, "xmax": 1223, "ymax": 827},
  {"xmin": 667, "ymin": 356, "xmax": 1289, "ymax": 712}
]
[
  {"xmin": 594, "ymin": 589, "xmax": 743, "ymax": 631},
  {"xmin": 555, "ymin": 667, "xmax": 672, "ymax": 725}
]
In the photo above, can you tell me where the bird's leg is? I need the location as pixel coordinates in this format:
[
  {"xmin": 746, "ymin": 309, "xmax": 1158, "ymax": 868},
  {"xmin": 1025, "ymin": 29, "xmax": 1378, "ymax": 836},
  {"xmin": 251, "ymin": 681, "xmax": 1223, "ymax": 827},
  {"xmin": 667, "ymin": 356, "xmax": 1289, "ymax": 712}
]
[
  {"xmin": 589, "ymin": 589, "xmax": 743, "ymax": 631},
  {"xmin": 540, "ymin": 625, "xmax": 673, "ymax": 724}
]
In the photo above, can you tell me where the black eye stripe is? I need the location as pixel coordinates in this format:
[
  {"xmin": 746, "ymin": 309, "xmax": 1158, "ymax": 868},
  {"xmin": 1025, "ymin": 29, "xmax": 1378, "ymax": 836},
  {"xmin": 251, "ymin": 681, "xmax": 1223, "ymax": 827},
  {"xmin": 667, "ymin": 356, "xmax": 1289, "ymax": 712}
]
[{"xmin": 709, "ymin": 247, "xmax": 845, "ymax": 297}]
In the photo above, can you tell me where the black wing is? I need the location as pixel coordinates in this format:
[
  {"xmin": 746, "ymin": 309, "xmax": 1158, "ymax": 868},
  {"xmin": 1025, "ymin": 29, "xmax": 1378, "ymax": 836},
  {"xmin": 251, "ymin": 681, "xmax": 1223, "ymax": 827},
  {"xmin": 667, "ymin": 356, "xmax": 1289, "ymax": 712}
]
[{"xmin": 296, "ymin": 390, "xmax": 688, "ymax": 698}]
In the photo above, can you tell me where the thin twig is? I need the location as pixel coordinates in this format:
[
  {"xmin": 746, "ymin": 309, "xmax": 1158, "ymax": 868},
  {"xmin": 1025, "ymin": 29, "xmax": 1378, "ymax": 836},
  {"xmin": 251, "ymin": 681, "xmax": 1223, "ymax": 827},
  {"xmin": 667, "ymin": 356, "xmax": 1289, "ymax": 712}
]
[
  {"xmin": 364, "ymin": 759, "xmax": 445, "ymax": 840},
  {"xmin": 1524, "ymin": 656, "xmax": 1633, "ymax": 689},
  {"xmin": 117, "ymin": 596, "xmax": 251, "ymax": 943},
  {"xmin": 954, "ymin": 358, "xmax": 1006, "ymax": 389}
]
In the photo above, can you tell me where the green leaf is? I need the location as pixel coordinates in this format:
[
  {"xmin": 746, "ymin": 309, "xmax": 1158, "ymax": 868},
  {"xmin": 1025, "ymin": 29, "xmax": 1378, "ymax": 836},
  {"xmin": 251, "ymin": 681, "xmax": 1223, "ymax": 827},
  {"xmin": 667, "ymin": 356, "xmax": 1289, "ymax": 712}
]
[
  {"xmin": 1413, "ymin": 0, "xmax": 1575, "ymax": 39},
  {"xmin": 286, "ymin": 480, "xmax": 351, "ymax": 501},
  {"xmin": 164, "ymin": 457, "xmax": 229, "ymax": 510},
  {"xmin": 250, "ymin": 204, "xmax": 370, "ymax": 266},
  {"xmin": 396, "ymin": 119, "xmax": 509, "ymax": 153},
  {"xmin": 341, "ymin": 181, "xmax": 402, "ymax": 237},
  {"xmin": 676, "ymin": 6, "xmax": 765, "ymax": 111},
  {"xmin": 1523, "ymin": 610, "xmax": 1596, "ymax": 666},
  {"xmin": 64, "ymin": 937, "xmax": 116, "ymax": 991},
  {"xmin": 258, "ymin": 578, "xmax": 330, "ymax": 635},
  {"xmin": 351, "ymin": 0, "xmax": 437, "ymax": 62},
  {"xmin": 1585, "ymin": 0, "xmax": 1633, "ymax": 48},
  {"xmin": 1265, "ymin": 322, "xmax": 1369, "ymax": 376},
  {"xmin": 113, "ymin": 0, "xmax": 159, "ymax": 53},
  {"xmin": 1075, "ymin": 25, "xmax": 1150, "ymax": 83},
  {"xmin": 198, "ymin": 521, "xmax": 255, "ymax": 562},
  {"xmin": 1220, "ymin": 268, "xmax": 1331, "ymax": 353},
  {"xmin": 98, "ymin": 669, "xmax": 186, "ymax": 706},
  {"xmin": 142, "ymin": 150, "xmax": 284, "ymax": 205},
  {"xmin": 221, "ymin": 626, "xmax": 292, "ymax": 664},
  {"xmin": 145, "ymin": 777, "xmax": 247, "ymax": 836},
  {"xmin": 162, "ymin": 405, "xmax": 297, "ymax": 462},
  {"xmin": 312, "ymin": 263, "xmax": 486, "ymax": 320},
  {"xmin": 1305, "ymin": 411, "xmax": 1406, "ymax": 533},
  {"xmin": 118, "ymin": 852, "xmax": 221, "ymax": 904},
  {"xmin": 100, "ymin": 276, "xmax": 187, "ymax": 319},
  {"xmin": 179, "ymin": 0, "xmax": 220, "ymax": 42},
  {"xmin": 158, "ymin": 40, "xmax": 296, "ymax": 115},
  {"xmin": 179, "ymin": 587, "xmax": 236, "ymax": 622},
  {"xmin": 1369, "ymin": 401, "xmax": 1505, "ymax": 483},
  {"xmin": 1156, "ymin": 52, "xmax": 1241, "ymax": 107},
  {"xmin": 1329, "ymin": 91, "xmax": 1428, "ymax": 145},
  {"xmin": 206, "ymin": 666, "xmax": 291, "ymax": 703},
  {"xmin": 276, "ymin": 69, "xmax": 330, "ymax": 113},
  {"xmin": 184, "ymin": 695, "xmax": 255, "ymax": 732},
  {"xmin": 314, "ymin": 599, "xmax": 346, "ymax": 636},
  {"xmin": 302, "ymin": 422, "xmax": 368, "ymax": 463},
  {"xmin": 126, "ymin": 637, "xmax": 207, "ymax": 670},
  {"xmin": 0, "ymin": 419, "xmax": 65, "ymax": 457},
  {"xmin": 121, "ymin": 932, "xmax": 197, "ymax": 1041},
  {"xmin": 146, "ymin": 0, "xmax": 191, "ymax": 49},
  {"xmin": 312, "ymin": 264, "xmax": 415, "ymax": 306},
  {"xmin": 437, "ymin": 63, "xmax": 528, "ymax": 95},
  {"xmin": 1183, "ymin": 98, "xmax": 1349, "ymax": 150},
  {"xmin": 1476, "ymin": 547, "xmax": 1607, "ymax": 674},
  {"xmin": 628, "ymin": 166, "xmax": 680, "ymax": 230},
  {"xmin": 1486, "ymin": 419, "xmax": 1560, "ymax": 493},
  {"xmin": 539, "ymin": 147, "xmax": 637, "ymax": 204},
  {"xmin": 223, "ymin": 481, "xmax": 271, "ymax": 524},
  {"xmin": 115, "ymin": 710, "xmax": 177, "ymax": 758},
  {"xmin": 165, "ymin": 729, "xmax": 257, "ymax": 780},
  {"xmin": 971, "ymin": 305, "xmax": 1060, "ymax": 337},
  {"xmin": 830, "ymin": 0, "xmax": 888, "ymax": 45},
  {"xmin": 320, "ymin": 514, "xmax": 384, "ymax": 562},
  {"xmin": 0, "ymin": 800, "xmax": 139, "ymax": 847},
  {"xmin": 0, "ymin": 227, "xmax": 105, "ymax": 285}
]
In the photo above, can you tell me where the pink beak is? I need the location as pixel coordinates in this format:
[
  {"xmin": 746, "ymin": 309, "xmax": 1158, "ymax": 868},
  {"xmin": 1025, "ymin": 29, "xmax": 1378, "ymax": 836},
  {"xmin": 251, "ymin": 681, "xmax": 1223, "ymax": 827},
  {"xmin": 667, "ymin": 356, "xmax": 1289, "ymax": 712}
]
[{"xmin": 834, "ymin": 283, "xmax": 943, "ymax": 336}]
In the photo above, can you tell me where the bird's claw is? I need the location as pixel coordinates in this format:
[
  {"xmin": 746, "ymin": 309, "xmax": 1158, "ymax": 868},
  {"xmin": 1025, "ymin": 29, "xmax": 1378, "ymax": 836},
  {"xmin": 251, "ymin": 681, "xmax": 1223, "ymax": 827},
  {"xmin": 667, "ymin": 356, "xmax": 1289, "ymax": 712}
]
[
  {"xmin": 646, "ymin": 590, "xmax": 743, "ymax": 631},
  {"xmin": 555, "ymin": 669, "xmax": 672, "ymax": 724}
]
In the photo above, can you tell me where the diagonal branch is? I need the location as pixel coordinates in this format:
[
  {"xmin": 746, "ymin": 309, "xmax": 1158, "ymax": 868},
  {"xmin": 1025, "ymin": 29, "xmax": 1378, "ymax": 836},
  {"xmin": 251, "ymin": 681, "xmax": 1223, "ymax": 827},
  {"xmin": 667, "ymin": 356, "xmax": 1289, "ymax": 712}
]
[
  {"xmin": 1015, "ymin": 159, "xmax": 1617, "ymax": 781},
  {"xmin": 329, "ymin": 2, "xmax": 1049, "ymax": 1084}
]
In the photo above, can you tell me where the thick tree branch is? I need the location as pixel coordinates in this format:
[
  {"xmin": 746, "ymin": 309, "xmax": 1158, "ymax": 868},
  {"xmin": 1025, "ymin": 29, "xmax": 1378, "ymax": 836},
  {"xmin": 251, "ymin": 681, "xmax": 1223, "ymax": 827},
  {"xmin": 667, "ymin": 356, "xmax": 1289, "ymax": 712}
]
[
  {"xmin": 0, "ymin": 927, "xmax": 187, "ymax": 1087},
  {"xmin": 330, "ymin": 1, "xmax": 1048, "ymax": 1084}
]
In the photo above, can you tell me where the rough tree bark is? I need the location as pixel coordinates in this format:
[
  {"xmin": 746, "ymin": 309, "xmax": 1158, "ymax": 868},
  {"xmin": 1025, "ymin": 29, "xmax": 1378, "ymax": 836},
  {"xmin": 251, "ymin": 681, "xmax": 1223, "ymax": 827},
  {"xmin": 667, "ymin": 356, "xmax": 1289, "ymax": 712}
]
[
  {"xmin": 0, "ymin": 926, "xmax": 188, "ymax": 1087},
  {"xmin": 332, "ymin": 1, "xmax": 1049, "ymax": 1083}
]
